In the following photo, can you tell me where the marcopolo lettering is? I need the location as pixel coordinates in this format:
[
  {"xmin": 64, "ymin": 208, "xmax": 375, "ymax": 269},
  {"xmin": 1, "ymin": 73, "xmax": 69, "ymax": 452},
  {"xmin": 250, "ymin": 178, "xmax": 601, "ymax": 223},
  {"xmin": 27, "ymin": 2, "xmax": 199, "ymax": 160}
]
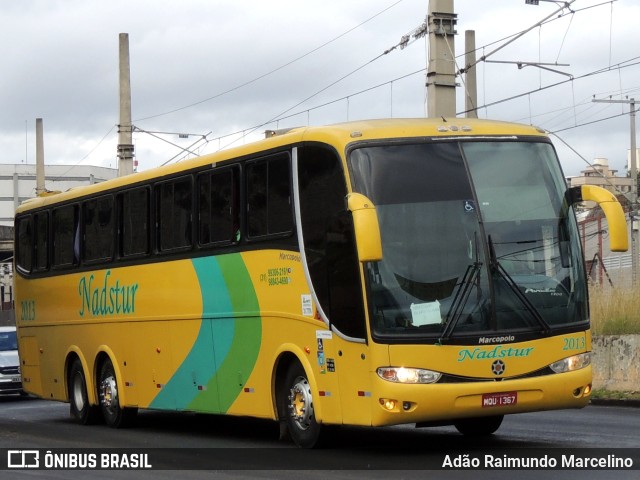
[
  {"xmin": 478, "ymin": 335, "xmax": 515, "ymax": 344},
  {"xmin": 457, "ymin": 345, "xmax": 534, "ymax": 362},
  {"xmin": 78, "ymin": 270, "xmax": 139, "ymax": 317}
]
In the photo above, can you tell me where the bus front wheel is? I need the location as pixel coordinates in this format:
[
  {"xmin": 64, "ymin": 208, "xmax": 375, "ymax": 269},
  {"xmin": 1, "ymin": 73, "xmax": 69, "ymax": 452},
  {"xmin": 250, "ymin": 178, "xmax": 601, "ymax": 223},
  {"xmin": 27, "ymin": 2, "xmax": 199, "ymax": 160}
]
[
  {"xmin": 282, "ymin": 363, "xmax": 323, "ymax": 448},
  {"xmin": 68, "ymin": 358, "xmax": 100, "ymax": 425},
  {"xmin": 454, "ymin": 415, "xmax": 504, "ymax": 435},
  {"xmin": 98, "ymin": 359, "xmax": 137, "ymax": 428}
]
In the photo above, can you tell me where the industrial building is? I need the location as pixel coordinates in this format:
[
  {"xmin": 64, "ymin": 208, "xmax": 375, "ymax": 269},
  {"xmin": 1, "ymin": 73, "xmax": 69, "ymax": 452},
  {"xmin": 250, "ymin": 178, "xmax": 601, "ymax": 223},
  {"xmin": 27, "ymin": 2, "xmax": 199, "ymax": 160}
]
[
  {"xmin": 0, "ymin": 164, "xmax": 117, "ymax": 226},
  {"xmin": 0, "ymin": 164, "xmax": 117, "ymax": 323}
]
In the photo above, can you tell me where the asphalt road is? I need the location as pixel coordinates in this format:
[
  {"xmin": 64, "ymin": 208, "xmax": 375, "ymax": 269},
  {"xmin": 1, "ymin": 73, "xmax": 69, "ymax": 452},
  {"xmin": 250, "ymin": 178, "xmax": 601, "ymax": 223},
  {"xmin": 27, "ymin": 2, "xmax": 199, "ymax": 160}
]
[{"xmin": 0, "ymin": 395, "xmax": 637, "ymax": 479}]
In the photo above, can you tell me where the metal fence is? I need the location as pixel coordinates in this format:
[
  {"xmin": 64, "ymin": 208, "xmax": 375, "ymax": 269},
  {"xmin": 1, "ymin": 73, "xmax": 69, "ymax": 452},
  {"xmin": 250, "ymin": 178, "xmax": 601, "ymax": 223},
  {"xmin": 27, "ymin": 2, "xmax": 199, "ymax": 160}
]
[{"xmin": 580, "ymin": 214, "xmax": 638, "ymax": 288}]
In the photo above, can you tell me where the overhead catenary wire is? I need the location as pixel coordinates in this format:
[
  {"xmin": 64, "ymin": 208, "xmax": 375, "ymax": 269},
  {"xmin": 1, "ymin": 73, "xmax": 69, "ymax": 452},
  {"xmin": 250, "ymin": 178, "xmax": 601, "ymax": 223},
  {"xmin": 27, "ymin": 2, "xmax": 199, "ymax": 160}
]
[
  {"xmin": 550, "ymin": 108, "xmax": 640, "ymax": 200},
  {"xmin": 236, "ymin": 0, "xmax": 623, "ymax": 149},
  {"xmin": 458, "ymin": 56, "xmax": 640, "ymax": 117},
  {"xmin": 80, "ymin": 0, "xmax": 631, "ymax": 170},
  {"xmin": 212, "ymin": 55, "xmax": 639, "ymax": 151},
  {"xmin": 176, "ymin": 54, "xmax": 637, "ymax": 164},
  {"xmin": 514, "ymin": 88, "xmax": 622, "ymax": 130},
  {"xmin": 49, "ymin": 125, "xmax": 118, "ymax": 188},
  {"xmin": 457, "ymin": 0, "xmax": 578, "ymax": 77},
  {"xmin": 550, "ymin": 105, "xmax": 640, "ymax": 135},
  {"xmin": 216, "ymin": 52, "xmax": 395, "ymax": 151},
  {"xmin": 206, "ymin": 67, "xmax": 426, "ymax": 147},
  {"xmin": 455, "ymin": 0, "xmax": 618, "ymax": 70},
  {"xmin": 215, "ymin": 26, "xmax": 424, "ymax": 152},
  {"xmin": 61, "ymin": 1, "xmax": 408, "ymax": 171}
]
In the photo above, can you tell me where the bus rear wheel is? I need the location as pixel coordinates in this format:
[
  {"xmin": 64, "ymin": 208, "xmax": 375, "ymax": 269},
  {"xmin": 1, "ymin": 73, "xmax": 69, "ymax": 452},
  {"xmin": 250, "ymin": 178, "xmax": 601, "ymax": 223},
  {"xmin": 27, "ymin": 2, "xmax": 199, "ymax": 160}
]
[
  {"xmin": 98, "ymin": 359, "xmax": 137, "ymax": 428},
  {"xmin": 282, "ymin": 363, "xmax": 323, "ymax": 448},
  {"xmin": 454, "ymin": 415, "xmax": 504, "ymax": 435},
  {"xmin": 68, "ymin": 358, "xmax": 100, "ymax": 425}
]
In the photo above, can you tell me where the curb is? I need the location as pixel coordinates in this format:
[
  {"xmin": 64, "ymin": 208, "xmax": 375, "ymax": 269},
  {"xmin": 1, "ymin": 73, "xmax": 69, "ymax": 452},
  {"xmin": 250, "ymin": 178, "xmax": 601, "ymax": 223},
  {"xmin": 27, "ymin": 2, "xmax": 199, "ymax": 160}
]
[{"xmin": 590, "ymin": 398, "xmax": 640, "ymax": 408}]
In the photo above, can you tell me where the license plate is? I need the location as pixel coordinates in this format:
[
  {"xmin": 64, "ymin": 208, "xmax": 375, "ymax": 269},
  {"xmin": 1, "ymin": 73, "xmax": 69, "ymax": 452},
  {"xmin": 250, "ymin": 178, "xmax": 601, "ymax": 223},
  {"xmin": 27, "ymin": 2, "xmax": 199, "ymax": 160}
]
[
  {"xmin": 12, "ymin": 377, "xmax": 21, "ymax": 383},
  {"xmin": 482, "ymin": 391, "xmax": 517, "ymax": 408}
]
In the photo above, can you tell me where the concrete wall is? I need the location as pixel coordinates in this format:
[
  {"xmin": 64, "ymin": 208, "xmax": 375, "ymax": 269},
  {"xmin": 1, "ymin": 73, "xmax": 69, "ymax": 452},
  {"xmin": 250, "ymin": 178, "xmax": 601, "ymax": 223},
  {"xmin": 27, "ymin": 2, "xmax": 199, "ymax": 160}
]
[{"xmin": 592, "ymin": 335, "xmax": 640, "ymax": 391}]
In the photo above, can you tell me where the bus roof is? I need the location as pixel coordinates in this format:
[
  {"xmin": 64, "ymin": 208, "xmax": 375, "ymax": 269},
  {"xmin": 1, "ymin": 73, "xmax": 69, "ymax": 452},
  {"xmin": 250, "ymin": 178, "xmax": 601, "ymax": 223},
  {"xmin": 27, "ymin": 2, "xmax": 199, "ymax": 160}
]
[{"xmin": 15, "ymin": 117, "xmax": 548, "ymax": 214}]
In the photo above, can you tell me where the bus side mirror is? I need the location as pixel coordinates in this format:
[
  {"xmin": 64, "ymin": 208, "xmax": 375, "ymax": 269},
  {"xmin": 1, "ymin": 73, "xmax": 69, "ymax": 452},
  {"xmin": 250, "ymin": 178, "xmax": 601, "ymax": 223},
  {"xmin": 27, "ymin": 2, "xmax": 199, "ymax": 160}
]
[
  {"xmin": 567, "ymin": 185, "xmax": 628, "ymax": 252},
  {"xmin": 346, "ymin": 193, "xmax": 383, "ymax": 262}
]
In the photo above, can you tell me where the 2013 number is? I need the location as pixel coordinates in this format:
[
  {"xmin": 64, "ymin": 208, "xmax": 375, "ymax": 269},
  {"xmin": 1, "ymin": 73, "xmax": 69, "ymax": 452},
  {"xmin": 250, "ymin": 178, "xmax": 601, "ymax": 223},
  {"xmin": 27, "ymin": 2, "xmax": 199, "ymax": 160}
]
[
  {"xmin": 20, "ymin": 300, "xmax": 36, "ymax": 321},
  {"xmin": 563, "ymin": 336, "xmax": 586, "ymax": 351}
]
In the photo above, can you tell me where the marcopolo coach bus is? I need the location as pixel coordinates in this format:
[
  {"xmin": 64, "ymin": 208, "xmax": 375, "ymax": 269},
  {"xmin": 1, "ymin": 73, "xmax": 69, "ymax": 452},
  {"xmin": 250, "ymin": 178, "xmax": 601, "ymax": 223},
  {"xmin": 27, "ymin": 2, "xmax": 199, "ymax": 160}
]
[{"xmin": 14, "ymin": 118, "xmax": 627, "ymax": 448}]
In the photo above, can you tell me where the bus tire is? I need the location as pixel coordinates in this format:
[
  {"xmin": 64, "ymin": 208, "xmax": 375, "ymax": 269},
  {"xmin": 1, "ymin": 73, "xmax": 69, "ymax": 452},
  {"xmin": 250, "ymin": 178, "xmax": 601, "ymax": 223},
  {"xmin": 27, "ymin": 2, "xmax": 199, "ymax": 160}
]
[
  {"xmin": 68, "ymin": 358, "xmax": 101, "ymax": 425},
  {"xmin": 282, "ymin": 363, "xmax": 323, "ymax": 448},
  {"xmin": 454, "ymin": 415, "xmax": 504, "ymax": 436},
  {"xmin": 98, "ymin": 358, "xmax": 137, "ymax": 428}
]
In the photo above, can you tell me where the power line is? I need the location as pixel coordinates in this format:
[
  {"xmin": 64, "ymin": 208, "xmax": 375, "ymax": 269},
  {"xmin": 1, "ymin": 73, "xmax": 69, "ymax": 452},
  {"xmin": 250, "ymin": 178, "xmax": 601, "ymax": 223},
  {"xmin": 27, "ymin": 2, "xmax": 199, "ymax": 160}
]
[
  {"xmin": 51, "ymin": 125, "xmax": 117, "ymax": 184},
  {"xmin": 215, "ymin": 27, "xmax": 423, "ymax": 152},
  {"xmin": 459, "ymin": 56, "xmax": 640, "ymax": 117},
  {"xmin": 186, "ymin": 53, "xmax": 636, "ymax": 162},
  {"xmin": 455, "ymin": 0, "xmax": 618, "ymax": 67},
  {"xmin": 216, "ymin": 51, "xmax": 393, "ymax": 151},
  {"xmin": 142, "ymin": 0, "xmax": 632, "ymax": 166},
  {"xmin": 549, "ymin": 106, "xmax": 639, "ymax": 134},
  {"xmin": 513, "ymin": 84, "xmax": 640, "ymax": 131}
]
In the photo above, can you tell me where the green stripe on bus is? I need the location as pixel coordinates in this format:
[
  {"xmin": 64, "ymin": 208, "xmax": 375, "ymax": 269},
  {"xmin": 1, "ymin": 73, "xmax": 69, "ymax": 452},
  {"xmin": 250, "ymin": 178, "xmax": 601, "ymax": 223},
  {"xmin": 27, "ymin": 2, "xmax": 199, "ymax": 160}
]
[
  {"xmin": 199, "ymin": 254, "xmax": 261, "ymax": 412},
  {"xmin": 150, "ymin": 254, "xmax": 261, "ymax": 413}
]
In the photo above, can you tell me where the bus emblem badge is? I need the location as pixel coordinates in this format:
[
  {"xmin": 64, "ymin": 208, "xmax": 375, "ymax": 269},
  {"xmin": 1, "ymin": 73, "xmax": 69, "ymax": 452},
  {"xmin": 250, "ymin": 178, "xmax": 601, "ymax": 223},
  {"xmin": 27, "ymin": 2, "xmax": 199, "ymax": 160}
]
[{"xmin": 491, "ymin": 360, "xmax": 505, "ymax": 376}]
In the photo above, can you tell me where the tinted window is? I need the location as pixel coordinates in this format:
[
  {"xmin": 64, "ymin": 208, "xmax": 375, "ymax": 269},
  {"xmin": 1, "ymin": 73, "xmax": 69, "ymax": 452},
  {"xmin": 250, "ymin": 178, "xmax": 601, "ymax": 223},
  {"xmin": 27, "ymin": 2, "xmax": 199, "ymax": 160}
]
[
  {"xmin": 198, "ymin": 167, "xmax": 240, "ymax": 246},
  {"xmin": 84, "ymin": 195, "xmax": 114, "ymax": 263},
  {"xmin": 157, "ymin": 176, "xmax": 193, "ymax": 251},
  {"xmin": 34, "ymin": 212, "xmax": 49, "ymax": 271},
  {"xmin": 16, "ymin": 216, "xmax": 33, "ymax": 274},
  {"xmin": 120, "ymin": 187, "xmax": 150, "ymax": 257},
  {"xmin": 298, "ymin": 145, "xmax": 366, "ymax": 339},
  {"xmin": 247, "ymin": 154, "xmax": 292, "ymax": 238},
  {"xmin": 52, "ymin": 205, "xmax": 78, "ymax": 268}
]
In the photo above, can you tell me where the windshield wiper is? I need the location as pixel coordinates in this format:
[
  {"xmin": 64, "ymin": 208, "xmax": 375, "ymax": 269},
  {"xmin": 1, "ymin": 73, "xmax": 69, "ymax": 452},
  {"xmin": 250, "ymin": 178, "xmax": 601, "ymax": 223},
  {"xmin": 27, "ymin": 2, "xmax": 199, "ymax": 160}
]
[
  {"xmin": 438, "ymin": 261, "xmax": 482, "ymax": 344},
  {"xmin": 488, "ymin": 235, "xmax": 552, "ymax": 335}
]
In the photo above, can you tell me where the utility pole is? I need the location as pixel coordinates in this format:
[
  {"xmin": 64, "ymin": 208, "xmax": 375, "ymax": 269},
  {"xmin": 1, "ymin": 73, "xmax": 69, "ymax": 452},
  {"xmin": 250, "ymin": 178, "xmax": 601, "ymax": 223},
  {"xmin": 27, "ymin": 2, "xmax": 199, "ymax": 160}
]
[
  {"xmin": 464, "ymin": 30, "xmax": 477, "ymax": 118},
  {"xmin": 118, "ymin": 33, "xmax": 135, "ymax": 177},
  {"xmin": 426, "ymin": 0, "xmax": 457, "ymax": 118},
  {"xmin": 35, "ymin": 118, "xmax": 45, "ymax": 195},
  {"xmin": 593, "ymin": 97, "xmax": 638, "ymax": 286}
]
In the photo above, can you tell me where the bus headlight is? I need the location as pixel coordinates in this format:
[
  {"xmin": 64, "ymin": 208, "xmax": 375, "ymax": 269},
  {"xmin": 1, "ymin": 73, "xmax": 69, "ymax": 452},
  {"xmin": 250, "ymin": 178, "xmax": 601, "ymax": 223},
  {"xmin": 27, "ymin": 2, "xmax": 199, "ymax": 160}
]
[
  {"xmin": 377, "ymin": 367, "xmax": 442, "ymax": 384},
  {"xmin": 549, "ymin": 352, "xmax": 591, "ymax": 373}
]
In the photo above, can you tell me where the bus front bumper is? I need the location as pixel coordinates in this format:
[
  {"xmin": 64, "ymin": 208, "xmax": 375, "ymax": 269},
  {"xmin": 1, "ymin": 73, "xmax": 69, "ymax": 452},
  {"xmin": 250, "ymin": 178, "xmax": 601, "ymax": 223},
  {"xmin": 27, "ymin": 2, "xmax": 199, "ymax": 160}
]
[{"xmin": 369, "ymin": 366, "xmax": 592, "ymax": 427}]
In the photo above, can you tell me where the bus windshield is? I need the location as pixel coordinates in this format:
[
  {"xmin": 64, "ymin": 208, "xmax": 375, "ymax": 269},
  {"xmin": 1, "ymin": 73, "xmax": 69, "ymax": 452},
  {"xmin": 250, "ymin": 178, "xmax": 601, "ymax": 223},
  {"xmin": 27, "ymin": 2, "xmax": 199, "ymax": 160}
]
[{"xmin": 349, "ymin": 139, "xmax": 587, "ymax": 342}]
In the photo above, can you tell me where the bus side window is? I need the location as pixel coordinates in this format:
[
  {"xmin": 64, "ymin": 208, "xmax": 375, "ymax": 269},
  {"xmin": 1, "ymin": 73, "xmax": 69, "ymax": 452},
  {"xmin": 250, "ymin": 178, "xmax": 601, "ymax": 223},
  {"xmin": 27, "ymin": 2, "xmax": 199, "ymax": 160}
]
[
  {"xmin": 33, "ymin": 212, "xmax": 49, "ymax": 272},
  {"xmin": 198, "ymin": 166, "xmax": 240, "ymax": 246},
  {"xmin": 156, "ymin": 176, "xmax": 193, "ymax": 252},
  {"xmin": 52, "ymin": 204, "xmax": 79, "ymax": 268},
  {"xmin": 16, "ymin": 215, "xmax": 33, "ymax": 274},
  {"xmin": 119, "ymin": 187, "xmax": 150, "ymax": 257},
  {"xmin": 84, "ymin": 195, "xmax": 115, "ymax": 263},
  {"xmin": 247, "ymin": 154, "xmax": 293, "ymax": 239}
]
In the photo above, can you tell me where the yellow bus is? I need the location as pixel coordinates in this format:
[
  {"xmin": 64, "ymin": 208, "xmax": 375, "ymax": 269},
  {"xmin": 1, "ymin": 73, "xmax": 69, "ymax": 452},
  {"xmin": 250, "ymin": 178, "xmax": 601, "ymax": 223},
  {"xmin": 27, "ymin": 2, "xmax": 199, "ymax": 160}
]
[{"xmin": 14, "ymin": 118, "xmax": 628, "ymax": 448}]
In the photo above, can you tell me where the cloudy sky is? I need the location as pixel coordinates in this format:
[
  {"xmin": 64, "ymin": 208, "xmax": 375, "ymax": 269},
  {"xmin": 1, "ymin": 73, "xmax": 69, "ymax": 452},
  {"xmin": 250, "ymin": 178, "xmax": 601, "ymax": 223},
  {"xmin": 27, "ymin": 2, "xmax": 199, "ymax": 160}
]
[{"xmin": 1, "ymin": 0, "xmax": 638, "ymax": 178}]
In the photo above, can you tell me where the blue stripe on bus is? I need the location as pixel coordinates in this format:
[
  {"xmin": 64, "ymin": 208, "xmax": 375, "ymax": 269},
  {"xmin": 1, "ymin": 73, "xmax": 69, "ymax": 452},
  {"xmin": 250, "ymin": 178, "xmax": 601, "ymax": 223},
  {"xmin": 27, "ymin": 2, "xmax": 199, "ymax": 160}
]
[{"xmin": 149, "ymin": 256, "xmax": 234, "ymax": 411}]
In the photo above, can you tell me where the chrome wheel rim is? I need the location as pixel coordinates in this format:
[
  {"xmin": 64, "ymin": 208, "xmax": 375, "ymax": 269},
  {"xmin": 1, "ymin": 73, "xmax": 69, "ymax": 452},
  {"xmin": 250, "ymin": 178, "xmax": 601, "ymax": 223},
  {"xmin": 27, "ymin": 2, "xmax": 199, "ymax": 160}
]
[
  {"xmin": 288, "ymin": 376, "xmax": 313, "ymax": 430},
  {"xmin": 99, "ymin": 375, "xmax": 118, "ymax": 415}
]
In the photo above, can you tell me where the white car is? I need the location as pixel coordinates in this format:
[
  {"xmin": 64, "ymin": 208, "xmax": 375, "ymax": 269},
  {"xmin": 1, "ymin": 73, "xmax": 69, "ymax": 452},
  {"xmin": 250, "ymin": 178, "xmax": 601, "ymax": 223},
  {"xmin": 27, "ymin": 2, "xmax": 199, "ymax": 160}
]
[{"xmin": 0, "ymin": 326, "xmax": 23, "ymax": 395}]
